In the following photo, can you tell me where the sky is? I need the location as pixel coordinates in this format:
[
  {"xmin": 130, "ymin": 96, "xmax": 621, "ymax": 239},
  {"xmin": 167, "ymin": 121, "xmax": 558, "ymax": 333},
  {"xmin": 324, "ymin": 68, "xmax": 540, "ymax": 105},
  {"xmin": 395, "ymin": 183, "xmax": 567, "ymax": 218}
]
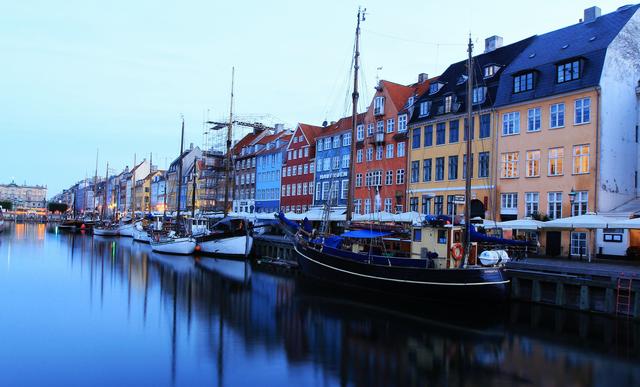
[{"xmin": 0, "ymin": 0, "xmax": 629, "ymax": 197}]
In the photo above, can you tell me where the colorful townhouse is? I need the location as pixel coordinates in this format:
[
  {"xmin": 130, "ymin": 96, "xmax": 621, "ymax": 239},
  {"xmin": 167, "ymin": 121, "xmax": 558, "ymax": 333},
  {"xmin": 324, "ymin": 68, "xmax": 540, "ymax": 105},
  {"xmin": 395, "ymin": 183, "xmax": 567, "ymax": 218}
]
[
  {"xmin": 494, "ymin": 5, "xmax": 640, "ymax": 257},
  {"xmin": 150, "ymin": 172, "xmax": 166, "ymax": 212},
  {"xmin": 407, "ymin": 36, "xmax": 534, "ymax": 218},
  {"xmin": 166, "ymin": 146, "xmax": 201, "ymax": 212},
  {"xmin": 232, "ymin": 128, "xmax": 274, "ymax": 213},
  {"xmin": 313, "ymin": 115, "xmax": 364, "ymax": 208},
  {"xmin": 354, "ymin": 78, "xmax": 433, "ymax": 215},
  {"xmin": 280, "ymin": 123, "xmax": 323, "ymax": 213},
  {"xmin": 255, "ymin": 130, "xmax": 292, "ymax": 213}
]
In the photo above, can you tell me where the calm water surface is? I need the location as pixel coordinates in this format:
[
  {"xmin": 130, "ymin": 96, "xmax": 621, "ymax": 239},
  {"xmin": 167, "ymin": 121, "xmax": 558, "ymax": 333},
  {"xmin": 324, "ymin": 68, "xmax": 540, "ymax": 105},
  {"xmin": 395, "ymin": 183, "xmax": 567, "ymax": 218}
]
[{"xmin": 1, "ymin": 223, "xmax": 639, "ymax": 387}]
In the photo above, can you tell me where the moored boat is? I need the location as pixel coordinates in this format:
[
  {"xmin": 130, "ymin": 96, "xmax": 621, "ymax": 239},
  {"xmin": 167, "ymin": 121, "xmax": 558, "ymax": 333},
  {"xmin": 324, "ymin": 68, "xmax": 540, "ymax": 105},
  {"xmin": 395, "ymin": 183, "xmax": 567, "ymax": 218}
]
[
  {"xmin": 150, "ymin": 233, "xmax": 196, "ymax": 255},
  {"xmin": 196, "ymin": 217, "xmax": 253, "ymax": 260},
  {"xmin": 93, "ymin": 224, "xmax": 119, "ymax": 236}
]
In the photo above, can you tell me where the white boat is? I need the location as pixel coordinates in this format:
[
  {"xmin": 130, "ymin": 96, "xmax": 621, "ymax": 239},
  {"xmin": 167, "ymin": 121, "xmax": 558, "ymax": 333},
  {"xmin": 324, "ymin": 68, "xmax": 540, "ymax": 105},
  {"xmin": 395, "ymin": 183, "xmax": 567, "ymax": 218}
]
[
  {"xmin": 93, "ymin": 225, "xmax": 119, "ymax": 236},
  {"xmin": 196, "ymin": 217, "xmax": 253, "ymax": 260},
  {"xmin": 118, "ymin": 222, "xmax": 135, "ymax": 237},
  {"xmin": 132, "ymin": 224, "xmax": 151, "ymax": 243},
  {"xmin": 151, "ymin": 233, "xmax": 196, "ymax": 255}
]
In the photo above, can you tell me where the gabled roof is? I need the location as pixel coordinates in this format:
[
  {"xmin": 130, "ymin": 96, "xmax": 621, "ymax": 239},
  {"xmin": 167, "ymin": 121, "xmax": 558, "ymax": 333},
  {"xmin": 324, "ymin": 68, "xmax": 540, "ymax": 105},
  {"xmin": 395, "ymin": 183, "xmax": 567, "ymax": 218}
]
[
  {"xmin": 294, "ymin": 123, "xmax": 324, "ymax": 146},
  {"xmin": 495, "ymin": 5, "xmax": 640, "ymax": 107},
  {"xmin": 258, "ymin": 134, "xmax": 292, "ymax": 156},
  {"xmin": 410, "ymin": 35, "xmax": 535, "ymax": 124},
  {"xmin": 316, "ymin": 113, "xmax": 366, "ymax": 139},
  {"xmin": 379, "ymin": 80, "xmax": 414, "ymax": 112}
]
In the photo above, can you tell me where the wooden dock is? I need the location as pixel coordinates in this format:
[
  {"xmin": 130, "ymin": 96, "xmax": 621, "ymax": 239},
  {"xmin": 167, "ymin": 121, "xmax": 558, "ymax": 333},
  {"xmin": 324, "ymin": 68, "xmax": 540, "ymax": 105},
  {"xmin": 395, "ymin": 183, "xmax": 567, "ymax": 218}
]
[{"xmin": 506, "ymin": 258, "xmax": 640, "ymax": 319}]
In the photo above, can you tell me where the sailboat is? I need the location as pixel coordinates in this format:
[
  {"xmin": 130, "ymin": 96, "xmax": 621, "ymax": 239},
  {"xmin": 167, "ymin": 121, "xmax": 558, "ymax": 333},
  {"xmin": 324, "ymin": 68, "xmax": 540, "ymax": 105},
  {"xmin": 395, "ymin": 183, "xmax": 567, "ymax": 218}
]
[
  {"xmin": 94, "ymin": 162, "xmax": 120, "ymax": 236},
  {"xmin": 284, "ymin": 11, "xmax": 511, "ymax": 302},
  {"xmin": 151, "ymin": 118, "xmax": 197, "ymax": 255},
  {"xmin": 197, "ymin": 67, "xmax": 254, "ymax": 260}
]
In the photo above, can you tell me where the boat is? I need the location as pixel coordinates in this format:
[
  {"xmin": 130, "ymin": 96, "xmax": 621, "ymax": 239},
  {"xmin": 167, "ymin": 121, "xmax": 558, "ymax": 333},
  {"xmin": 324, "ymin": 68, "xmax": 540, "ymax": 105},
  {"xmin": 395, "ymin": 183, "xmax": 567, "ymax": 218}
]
[
  {"xmin": 117, "ymin": 220, "xmax": 135, "ymax": 237},
  {"xmin": 93, "ymin": 223, "xmax": 119, "ymax": 236},
  {"xmin": 285, "ymin": 13, "xmax": 517, "ymax": 303},
  {"xmin": 196, "ymin": 217, "xmax": 253, "ymax": 260},
  {"xmin": 132, "ymin": 223, "xmax": 151, "ymax": 243}
]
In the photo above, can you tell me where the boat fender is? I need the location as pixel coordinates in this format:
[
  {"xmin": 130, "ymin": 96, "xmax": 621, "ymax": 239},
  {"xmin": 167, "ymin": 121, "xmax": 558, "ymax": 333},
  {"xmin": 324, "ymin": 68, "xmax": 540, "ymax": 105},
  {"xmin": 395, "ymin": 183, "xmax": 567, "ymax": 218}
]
[{"xmin": 450, "ymin": 243, "xmax": 463, "ymax": 261}]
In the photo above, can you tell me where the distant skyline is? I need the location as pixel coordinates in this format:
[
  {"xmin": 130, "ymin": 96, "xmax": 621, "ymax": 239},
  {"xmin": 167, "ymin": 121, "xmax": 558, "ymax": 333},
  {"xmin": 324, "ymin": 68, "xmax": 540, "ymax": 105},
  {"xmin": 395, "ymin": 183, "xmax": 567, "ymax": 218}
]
[{"xmin": 0, "ymin": 0, "xmax": 626, "ymax": 197}]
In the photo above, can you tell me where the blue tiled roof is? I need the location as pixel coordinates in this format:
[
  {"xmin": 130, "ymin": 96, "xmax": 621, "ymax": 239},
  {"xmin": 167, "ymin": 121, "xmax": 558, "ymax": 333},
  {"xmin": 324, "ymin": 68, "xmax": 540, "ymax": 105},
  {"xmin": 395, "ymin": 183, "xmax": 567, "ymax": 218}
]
[{"xmin": 494, "ymin": 4, "xmax": 639, "ymax": 107}]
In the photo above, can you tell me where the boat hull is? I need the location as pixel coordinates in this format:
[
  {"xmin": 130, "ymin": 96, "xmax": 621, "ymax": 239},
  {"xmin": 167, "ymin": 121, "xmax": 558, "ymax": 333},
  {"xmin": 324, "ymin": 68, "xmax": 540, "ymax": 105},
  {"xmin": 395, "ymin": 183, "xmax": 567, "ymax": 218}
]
[
  {"xmin": 132, "ymin": 228, "xmax": 151, "ymax": 243},
  {"xmin": 294, "ymin": 243, "xmax": 509, "ymax": 302},
  {"xmin": 197, "ymin": 235, "xmax": 253, "ymax": 260},
  {"xmin": 151, "ymin": 237, "xmax": 196, "ymax": 255},
  {"xmin": 93, "ymin": 227, "xmax": 119, "ymax": 236},
  {"xmin": 118, "ymin": 223, "xmax": 135, "ymax": 237}
]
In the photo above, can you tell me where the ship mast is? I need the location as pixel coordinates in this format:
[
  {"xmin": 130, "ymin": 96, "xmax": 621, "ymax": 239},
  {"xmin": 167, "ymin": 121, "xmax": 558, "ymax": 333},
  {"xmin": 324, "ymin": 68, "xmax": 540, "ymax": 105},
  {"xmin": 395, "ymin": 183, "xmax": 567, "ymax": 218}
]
[
  {"xmin": 346, "ymin": 8, "xmax": 365, "ymax": 223},
  {"xmin": 223, "ymin": 67, "xmax": 235, "ymax": 217},
  {"xmin": 103, "ymin": 162, "xmax": 109, "ymax": 220},
  {"xmin": 176, "ymin": 117, "xmax": 185, "ymax": 227},
  {"xmin": 93, "ymin": 148, "xmax": 98, "ymax": 219},
  {"xmin": 462, "ymin": 36, "xmax": 474, "ymax": 268}
]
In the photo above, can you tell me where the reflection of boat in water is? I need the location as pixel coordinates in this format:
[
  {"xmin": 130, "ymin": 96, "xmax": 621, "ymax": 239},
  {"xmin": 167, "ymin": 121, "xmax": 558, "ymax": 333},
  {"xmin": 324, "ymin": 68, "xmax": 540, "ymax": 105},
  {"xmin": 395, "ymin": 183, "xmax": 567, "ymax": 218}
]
[
  {"xmin": 196, "ymin": 256, "xmax": 252, "ymax": 284},
  {"xmin": 149, "ymin": 251, "xmax": 196, "ymax": 274}
]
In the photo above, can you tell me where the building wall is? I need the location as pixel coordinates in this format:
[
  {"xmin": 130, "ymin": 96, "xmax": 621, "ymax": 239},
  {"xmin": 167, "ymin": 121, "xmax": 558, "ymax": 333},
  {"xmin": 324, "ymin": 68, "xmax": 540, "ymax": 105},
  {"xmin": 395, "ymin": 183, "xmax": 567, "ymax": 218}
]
[
  {"xmin": 497, "ymin": 89, "xmax": 598, "ymax": 221},
  {"xmin": 256, "ymin": 151, "xmax": 283, "ymax": 213},
  {"xmin": 281, "ymin": 127, "xmax": 315, "ymax": 213},
  {"xmin": 233, "ymin": 155, "xmax": 256, "ymax": 213},
  {"xmin": 0, "ymin": 183, "xmax": 47, "ymax": 209},
  {"xmin": 313, "ymin": 131, "xmax": 351, "ymax": 207},
  {"xmin": 598, "ymin": 10, "xmax": 640, "ymax": 211}
]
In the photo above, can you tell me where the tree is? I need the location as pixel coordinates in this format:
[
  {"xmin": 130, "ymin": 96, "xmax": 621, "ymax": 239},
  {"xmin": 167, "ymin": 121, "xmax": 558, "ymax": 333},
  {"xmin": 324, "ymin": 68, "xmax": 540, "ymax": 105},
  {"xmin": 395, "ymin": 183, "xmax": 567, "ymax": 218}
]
[
  {"xmin": 47, "ymin": 202, "xmax": 68, "ymax": 213},
  {"xmin": 0, "ymin": 201, "xmax": 12, "ymax": 211}
]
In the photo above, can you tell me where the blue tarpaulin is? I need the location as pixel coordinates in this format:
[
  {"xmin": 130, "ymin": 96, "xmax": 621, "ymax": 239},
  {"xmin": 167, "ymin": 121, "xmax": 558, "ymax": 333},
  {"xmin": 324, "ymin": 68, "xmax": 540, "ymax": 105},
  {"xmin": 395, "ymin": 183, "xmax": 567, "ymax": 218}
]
[{"xmin": 340, "ymin": 230, "xmax": 392, "ymax": 239}]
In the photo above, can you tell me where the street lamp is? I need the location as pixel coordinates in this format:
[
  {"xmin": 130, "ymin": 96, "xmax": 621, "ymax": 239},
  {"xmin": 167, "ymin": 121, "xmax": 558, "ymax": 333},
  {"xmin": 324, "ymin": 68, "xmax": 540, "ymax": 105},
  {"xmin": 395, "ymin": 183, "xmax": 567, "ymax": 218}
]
[{"xmin": 568, "ymin": 187, "xmax": 577, "ymax": 216}]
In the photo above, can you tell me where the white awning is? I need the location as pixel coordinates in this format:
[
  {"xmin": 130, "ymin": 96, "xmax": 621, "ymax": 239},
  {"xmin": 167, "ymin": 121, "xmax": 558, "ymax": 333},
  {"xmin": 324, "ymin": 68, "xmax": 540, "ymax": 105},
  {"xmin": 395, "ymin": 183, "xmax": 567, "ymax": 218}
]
[{"xmin": 541, "ymin": 213, "xmax": 627, "ymax": 229}]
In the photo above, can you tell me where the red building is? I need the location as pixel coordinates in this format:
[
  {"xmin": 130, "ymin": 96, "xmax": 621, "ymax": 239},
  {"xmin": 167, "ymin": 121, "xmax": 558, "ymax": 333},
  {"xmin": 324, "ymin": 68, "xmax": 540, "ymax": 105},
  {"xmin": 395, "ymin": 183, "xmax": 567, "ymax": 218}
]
[
  {"xmin": 353, "ymin": 77, "xmax": 433, "ymax": 214},
  {"xmin": 280, "ymin": 123, "xmax": 323, "ymax": 213}
]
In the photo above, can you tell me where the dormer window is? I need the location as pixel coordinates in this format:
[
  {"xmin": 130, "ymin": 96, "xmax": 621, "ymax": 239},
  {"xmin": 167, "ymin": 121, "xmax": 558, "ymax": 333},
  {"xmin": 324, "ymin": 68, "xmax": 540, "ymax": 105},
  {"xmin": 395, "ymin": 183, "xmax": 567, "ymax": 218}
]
[
  {"xmin": 472, "ymin": 87, "xmax": 487, "ymax": 104},
  {"xmin": 457, "ymin": 75, "xmax": 468, "ymax": 85},
  {"xmin": 444, "ymin": 96, "xmax": 453, "ymax": 113},
  {"xmin": 374, "ymin": 96, "xmax": 385, "ymax": 115},
  {"xmin": 429, "ymin": 82, "xmax": 443, "ymax": 95},
  {"xmin": 406, "ymin": 96, "xmax": 415, "ymax": 108},
  {"xmin": 513, "ymin": 72, "xmax": 534, "ymax": 93},
  {"xmin": 483, "ymin": 65, "xmax": 500, "ymax": 78},
  {"xmin": 419, "ymin": 101, "xmax": 431, "ymax": 117},
  {"xmin": 557, "ymin": 60, "xmax": 581, "ymax": 83}
]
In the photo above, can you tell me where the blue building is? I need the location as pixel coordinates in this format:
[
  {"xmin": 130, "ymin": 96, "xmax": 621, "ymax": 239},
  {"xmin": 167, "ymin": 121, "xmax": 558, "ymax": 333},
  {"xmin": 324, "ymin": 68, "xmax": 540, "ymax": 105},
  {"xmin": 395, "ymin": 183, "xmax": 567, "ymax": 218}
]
[
  {"xmin": 312, "ymin": 115, "xmax": 360, "ymax": 207},
  {"xmin": 255, "ymin": 131, "xmax": 292, "ymax": 213}
]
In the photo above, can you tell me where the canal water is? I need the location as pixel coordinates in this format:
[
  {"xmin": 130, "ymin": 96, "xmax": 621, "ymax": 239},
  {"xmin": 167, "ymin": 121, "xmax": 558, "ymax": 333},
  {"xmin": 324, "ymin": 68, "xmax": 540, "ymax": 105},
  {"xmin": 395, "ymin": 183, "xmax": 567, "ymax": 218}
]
[{"xmin": 1, "ymin": 223, "xmax": 639, "ymax": 387}]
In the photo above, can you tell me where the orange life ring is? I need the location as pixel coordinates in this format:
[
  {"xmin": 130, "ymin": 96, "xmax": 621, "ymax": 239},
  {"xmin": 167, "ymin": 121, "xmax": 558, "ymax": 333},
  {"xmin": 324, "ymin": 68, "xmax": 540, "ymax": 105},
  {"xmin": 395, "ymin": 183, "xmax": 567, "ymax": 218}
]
[{"xmin": 450, "ymin": 243, "xmax": 463, "ymax": 261}]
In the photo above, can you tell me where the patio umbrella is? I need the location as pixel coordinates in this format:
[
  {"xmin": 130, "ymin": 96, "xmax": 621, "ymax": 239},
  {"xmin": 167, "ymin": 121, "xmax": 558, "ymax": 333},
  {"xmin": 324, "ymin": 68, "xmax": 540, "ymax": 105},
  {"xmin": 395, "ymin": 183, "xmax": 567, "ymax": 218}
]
[
  {"xmin": 496, "ymin": 218, "xmax": 545, "ymax": 230},
  {"xmin": 353, "ymin": 211, "xmax": 395, "ymax": 222},
  {"xmin": 606, "ymin": 217, "xmax": 640, "ymax": 229},
  {"xmin": 541, "ymin": 213, "xmax": 625, "ymax": 229}
]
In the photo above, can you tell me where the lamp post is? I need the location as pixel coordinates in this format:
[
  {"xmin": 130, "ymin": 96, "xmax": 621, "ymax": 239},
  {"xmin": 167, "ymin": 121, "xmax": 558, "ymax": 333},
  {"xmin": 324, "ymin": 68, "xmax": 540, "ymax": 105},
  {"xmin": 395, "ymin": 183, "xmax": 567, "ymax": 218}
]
[{"xmin": 568, "ymin": 187, "xmax": 577, "ymax": 216}]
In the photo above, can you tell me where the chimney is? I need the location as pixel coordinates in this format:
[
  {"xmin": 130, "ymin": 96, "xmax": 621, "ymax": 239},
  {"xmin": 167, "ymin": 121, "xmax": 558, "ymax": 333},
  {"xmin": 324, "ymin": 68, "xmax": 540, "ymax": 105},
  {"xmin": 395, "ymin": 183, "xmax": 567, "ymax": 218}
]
[
  {"xmin": 484, "ymin": 35, "xmax": 503, "ymax": 53},
  {"xmin": 418, "ymin": 73, "xmax": 429, "ymax": 84},
  {"xmin": 322, "ymin": 120, "xmax": 328, "ymax": 127},
  {"xmin": 189, "ymin": 142, "xmax": 194, "ymax": 150},
  {"xmin": 274, "ymin": 123, "xmax": 285, "ymax": 132},
  {"xmin": 584, "ymin": 6, "xmax": 601, "ymax": 22}
]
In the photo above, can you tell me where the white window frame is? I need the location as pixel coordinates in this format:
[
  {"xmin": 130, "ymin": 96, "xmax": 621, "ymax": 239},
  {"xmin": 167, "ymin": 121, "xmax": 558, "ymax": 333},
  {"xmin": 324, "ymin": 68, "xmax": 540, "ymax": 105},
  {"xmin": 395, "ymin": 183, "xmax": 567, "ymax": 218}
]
[
  {"xmin": 550, "ymin": 103, "xmax": 565, "ymax": 128},
  {"xmin": 501, "ymin": 152, "xmax": 519, "ymax": 178},
  {"xmin": 527, "ymin": 107, "xmax": 541, "ymax": 132},
  {"xmin": 548, "ymin": 192, "xmax": 562, "ymax": 219},
  {"xmin": 526, "ymin": 150, "xmax": 540, "ymax": 177},
  {"xmin": 525, "ymin": 192, "xmax": 539, "ymax": 217},
  {"xmin": 548, "ymin": 147, "xmax": 564, "ymax": 176},
  {"xmin": 500, "ymin": 192, "xmax": 518, "ymax": 215},
  {"xmin": 502, "ymin": 112, "xmax": 520, "ymax": 136},
  {"xmin": 572, "ymin": 144, "xmax": 590, "ymax": 175}
]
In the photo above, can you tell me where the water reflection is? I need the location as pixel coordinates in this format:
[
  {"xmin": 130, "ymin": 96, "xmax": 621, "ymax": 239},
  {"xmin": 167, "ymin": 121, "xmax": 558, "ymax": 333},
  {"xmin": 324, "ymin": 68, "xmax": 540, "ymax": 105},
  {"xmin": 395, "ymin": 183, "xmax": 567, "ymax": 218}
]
[{"xmin": 1, "ymin": 223, "xmax": 639, "ymax": 387}]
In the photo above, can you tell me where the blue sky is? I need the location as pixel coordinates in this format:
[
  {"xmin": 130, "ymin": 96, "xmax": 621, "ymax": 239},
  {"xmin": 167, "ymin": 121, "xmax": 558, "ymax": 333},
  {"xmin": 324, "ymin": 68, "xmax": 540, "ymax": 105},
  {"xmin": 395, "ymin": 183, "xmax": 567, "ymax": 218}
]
[{"xmin": 0, "ymin": 0, "xmax": 625, "ymax": 197}]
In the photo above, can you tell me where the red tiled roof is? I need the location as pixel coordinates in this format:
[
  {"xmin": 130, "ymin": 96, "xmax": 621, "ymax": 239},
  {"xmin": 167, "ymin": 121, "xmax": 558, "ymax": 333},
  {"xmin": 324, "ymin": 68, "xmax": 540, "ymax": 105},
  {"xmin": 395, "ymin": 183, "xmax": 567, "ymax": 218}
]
[
  {"xmin": 232, "ymin": 132, "xmax": 260, "ymax": 155},
  {"xmin": 380, "ymin": 80, "xmax": 413, "ymax": 111},
  {"xmin": 316, "ymin": 113, "xmax": 365, "ymax": 138},
  {"xmin": 297, "ymin": 123, "xmax": 324, "ymax": 143}
]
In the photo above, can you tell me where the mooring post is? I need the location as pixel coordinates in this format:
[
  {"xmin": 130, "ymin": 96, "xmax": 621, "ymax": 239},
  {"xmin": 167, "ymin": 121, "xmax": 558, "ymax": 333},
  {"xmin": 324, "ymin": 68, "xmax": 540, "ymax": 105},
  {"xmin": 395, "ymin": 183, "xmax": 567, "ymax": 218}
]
[{"xmin": 579, "ymin": 285, "xmax": 590, "ymax": 311}]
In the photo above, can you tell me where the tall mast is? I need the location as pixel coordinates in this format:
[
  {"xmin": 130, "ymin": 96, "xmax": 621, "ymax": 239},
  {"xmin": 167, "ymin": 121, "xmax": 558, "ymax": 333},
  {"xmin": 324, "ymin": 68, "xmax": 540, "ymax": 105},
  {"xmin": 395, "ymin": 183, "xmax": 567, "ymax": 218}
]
[
  {"xmin": 177, "ymin": 117, "xmax": 185, "ymax": 225},
  {"xmin": 131, "ymin": 154, "xmax": 136, "ymax": 217},
  {"xmin": 346, "ymin": 8, "xmax": 365, "ymax": 223},
  {"xmin": 103, "ymin": 162, "xmax": 109, "ymax": 220},
  {"xmin": 93, "ymin": 148, "xmax": 99, "ymax": 219},
  {"xmin": 191, "ymin": 157, "xmax": 197, "ymax": 219},
  {"xmin": 462, "ymin": 35, "xmax": 474, "ymax": 268},
  {"xmin": 223, "ymin": 67, "xmax": 235, "ymax": 217}
]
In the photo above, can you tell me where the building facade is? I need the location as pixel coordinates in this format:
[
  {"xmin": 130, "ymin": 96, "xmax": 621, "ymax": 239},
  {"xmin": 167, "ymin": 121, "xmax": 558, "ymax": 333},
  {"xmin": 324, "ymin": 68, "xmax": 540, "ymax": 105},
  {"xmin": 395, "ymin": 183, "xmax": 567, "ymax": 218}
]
[
  {"xmin": 0, "ymin": 181, "xmax": 47, "ymax": 210},
  {"xmin": 255, "ymin": 131, "xmax": 292, "ymax": 213},
  {"xmin": 232, "ymin": 128, "xmax": 274, "ymax": 213}
]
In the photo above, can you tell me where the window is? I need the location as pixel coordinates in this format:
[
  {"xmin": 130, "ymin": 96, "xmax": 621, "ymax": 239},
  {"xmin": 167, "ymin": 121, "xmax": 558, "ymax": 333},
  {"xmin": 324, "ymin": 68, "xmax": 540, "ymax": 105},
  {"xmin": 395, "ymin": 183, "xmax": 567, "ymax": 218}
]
[
  {"xmin": 525, "ymin": 192, "xmax": 539, "ymax": 217},
  {"xmin": 448, "ymin": 156, "xmax": 458, "ymax": 180},
  {"xmin": 376, "ymin": 146, "xmax": 383, "ymax": 160},
  {"xmin": 365, "ymin": 172, "xmax": 372, "ymax": 187},
  {"xmin": 343, "ymin": 133, "xmax": 351, "ymax": 146},
  {"xmin": 575, "ymin": 98, "xmax": 590, "ymax": 124},
  {"xmin": 435, "ymin": 157, "xmax": 445, "ymax": 181},
  {"xmin": 447, "ymin": 195, "xmax": 457, "ymax": 216},
  {"xmin": 412, "ymin": 127, "xmax": 421, "ymax": 149},
  {"xmin": 376, "ymin": 121, "xmax": 384, "ymax": 133},
  {"xmin": 557, "ymin": 60, "xmax": 580, "ymax": 83},
  {"xmin": 434, "ymin": 195, "xmax": 444, "ymax": 215},
  {"xmin": 316, "ymin": 183, "xmax": 321, "ymax": 200},
  {"xmin": 478, "ymin": 152, "xmax": 490, "ymax": 178},
  {"xmin": 324, "ymin": 137, "xmax": 331, "ymax": 150},
  {"xmin": 514, "ymin": 72, "xmax": 534, "ymax": 93},
  {"xmin": 310, "ymin": 162, "xmax": 315, "ymax": 173},
  {"xmin": 364, "ymin": 199, "xmax": 371, "ymax": 214},
  {"xmin": 323, "ymin": 158, "xmax": 330, "ymax": 171},
  {"xmin": 419, "ymin": 101, "xmax": 431, "ymax": 116},
  {"xmin": 355, "ymin": 173, "xmax": 362, "ymax": 187},
  {"xmin": 386, "ymin": 118, "xmax": 395, "ymax": 133},
  {"xmin": 356, "ymin": 149, "xmax": 363, "ymax": 163},
  {"xmin": 366, "ymin": 147, "xmax": 373, "ymax": 161},
  {"xmin": 303, "ymin": 183, "xmax": 308, "ymax": 195},
  {"xmin": 548, "ymin": 192, "xmax": 562, "ymax": 219},
  {"xmin": 472, "ymin": 87, "xmax": 486, "ymax": 104},
  {"xmin": 385, "ymin": 170, "xmax": 393, "ymax": 185},
  {"xmin": 479, "ymin": 114, "xmax": 491, "ymax": 138},
  {"xmin": 502, "ymin": 112, "xmax": 520, "ymax": 135},
  {"xmin": 374, "ymin": 96, "xmax": 385, "ymax": 115},
  {"xmin": 423, "ymin": 159, "xmax": 432, "ymax": 182},
  {"xmin": 397, "ymin": 142, "xmax": 406, "ymax": 157},
  {"xmin": 444, "ymin": 95, "xmax": 453, "ymax": 113},
  {"xmin": 527, "ymin": 108, "xmax": 541, "ymax": 132},
  {"xmin": 436, "ymin": 122, "xmax": 446, "ymax": 145},
  {"xmin": 526, "ymin": 150, "xmax": 540, "ymax": 177},
  {"xmin": 303, "ymin": 164, "xmax": 308, "ymax": 174},
  {"xmin": 501, "ymin": 152, "xmax": 519, "ymax": 178},
  {"xmin": 570, "ymin": 232, "xmax": 587, "ymax": 256},
  {"xmin": 367, "ymin": 123, "xmax": 374, "ymax": 136},
  {"xmin": 424, "ymin": 125, "xmax": 433, "ymax": 147},
  {"xmin": 463, "ymin": 153, "xmax": 473, "ymax": 179},
  {"xmin": 398, "ymin": 114, "xmax": 408, "ymax": 132},
  {"xmin": 342, "ymin": 154, "xmax": 350, "ymax": 168},
  {"xmin": 572, "ymin": 191, "xmax": 588, "ymax": 216},
  {"xmin": 421, "ymin": 195, "xmax": 431, "ymax": 215},
  {"xmin": 357, "ymin": 124, "xmax": 365, "ymax": 141},
  {"xmin": 500, "ymin": 193, "xmax": 518, "ymax": 214},
  {"xmin": 396, "ymin": 169, "xmax": 405, "ymax": 184},
  {"xmin": 340, "ymin": 180, "xmax": 348, "ymax": 200},
  {"xmin": 449, "ymin": 120, "xmax": 459, "ymax": 143},
  {"xmin": 354, "ymin": 199, "xmax": 362, "ymax": 214},
  {"xmin": 413, "ymin": 228, "xmax": 422, "ymax": 242},
  {"xmin": 332, "ymin": 136, "xmax": 340, "ymax": 148},
  {"xmin": 332, "ymin": 156, "xmax": 339, "ymax": 170},
  {"xmin": 550, "ymin": 103, "xmax": 565, "ymax": 128},
  {"xmin": 572, "ymin": 144, "xmax": 589, "ymax": 174},
  {"xmin": 409, "ymin": 197, "xmax": 419, "ymax": 212},
  {"xmin": 385, "ymin": 198, "xmax": 393, "ymax": 213},
  {"xmin": 411, "ymin": 160, "xmax": 420, "ymax": 183},
  {"xmin": 484, "ymin": 65, "xmax": 499, "ymax": 78},
  {"xmin": 429, "ymin": 82, "xmax": 442, "ymax": 94},
  {"xmin": 548, "ymin": 147, "xmax": 564, "ymax": 176},
  {"xmin": 386, "ymin": 144, "xmax": 394, "ymax": 159}
]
